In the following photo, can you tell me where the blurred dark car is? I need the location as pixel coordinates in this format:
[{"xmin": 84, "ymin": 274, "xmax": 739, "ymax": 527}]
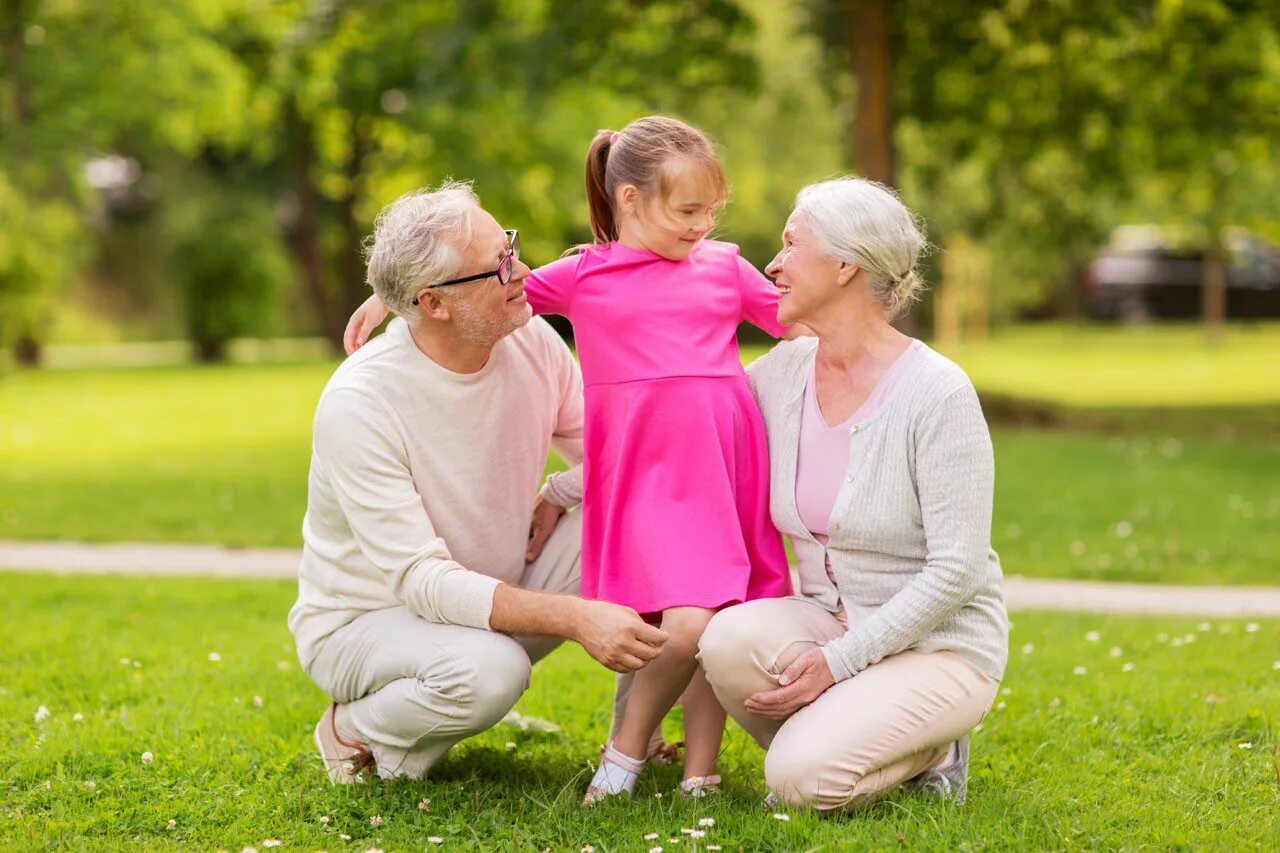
[{"xmin": 1083, "ymin": 226, "xmax": 1280, "ymax": 321}]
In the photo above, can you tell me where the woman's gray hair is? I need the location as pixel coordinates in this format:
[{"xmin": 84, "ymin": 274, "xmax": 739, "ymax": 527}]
[
  {"xmin": 364, "ymin": 180, "xmax": 479, "ymax": 320},
  {"xmin": 793, "ymin": 177, "xmax": 929, "ymax": 320}
]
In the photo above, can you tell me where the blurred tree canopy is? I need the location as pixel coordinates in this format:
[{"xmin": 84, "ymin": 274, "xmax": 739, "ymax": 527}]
[{"xmin": 2, "ymin": 0, "xmax": 1278, "ymax": 358}]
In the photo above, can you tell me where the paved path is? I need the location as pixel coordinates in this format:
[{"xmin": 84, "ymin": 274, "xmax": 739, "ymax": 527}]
[{"xmin": 3, "ymin": 539, "xmax": 1279, "ymax": 618}]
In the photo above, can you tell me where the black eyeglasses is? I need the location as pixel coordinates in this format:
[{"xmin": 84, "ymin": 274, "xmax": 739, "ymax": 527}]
[{"xmin": 412, "ymin": 230, "xmax": 520, "ymax": 304}]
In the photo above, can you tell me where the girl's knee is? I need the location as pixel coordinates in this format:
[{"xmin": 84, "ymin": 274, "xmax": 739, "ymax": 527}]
[{"xmin": 660, "ymin": 607, "xmax": 715, "ymax": 657}]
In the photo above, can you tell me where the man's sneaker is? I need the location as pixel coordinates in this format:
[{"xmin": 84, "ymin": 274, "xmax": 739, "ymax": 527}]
[
  {"xmin": 313, "ymin": 703, "xmax": 376, "ymax": 784},
  {"xmin": 907, "ymin": 735, "xmax": 969, "ymax": 804}
]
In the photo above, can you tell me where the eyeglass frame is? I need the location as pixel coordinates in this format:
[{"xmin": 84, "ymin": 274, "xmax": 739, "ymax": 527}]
[{"xmin": 411, "ymin": 229, "xmax": 520, "ymax": 305}]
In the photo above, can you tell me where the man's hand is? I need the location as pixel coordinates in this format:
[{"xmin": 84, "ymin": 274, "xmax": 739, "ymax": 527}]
[
  {"xmin": 526, "ymin": 496, "xmax": 565, "ymax": 562},
  {"xmin": 743, "ymin": 646, "xmax": 835, "ymax": 719},
  {"xmin": 572, "ymin": 599, "xmax": 667, "ymax": 673}
]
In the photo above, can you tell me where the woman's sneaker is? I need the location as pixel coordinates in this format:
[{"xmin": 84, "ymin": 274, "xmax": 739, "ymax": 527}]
[
  {"xmin": 906, "ymin": 735, "xmax": 969, "ymax": 804},
  {"xmin": 313, "ymin": 703, "xmax": 376, "ymax": 784}
]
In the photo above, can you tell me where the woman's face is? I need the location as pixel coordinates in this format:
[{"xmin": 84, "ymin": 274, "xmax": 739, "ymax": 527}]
[{"xmin": 766, "ymin": 211, "xmax": 845, "ymax": 326}]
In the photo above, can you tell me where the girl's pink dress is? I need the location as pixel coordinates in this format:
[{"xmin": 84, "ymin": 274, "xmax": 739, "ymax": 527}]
[{"xmin": 527, "ymin": 240, "xmax": 792, "ymax": 613}]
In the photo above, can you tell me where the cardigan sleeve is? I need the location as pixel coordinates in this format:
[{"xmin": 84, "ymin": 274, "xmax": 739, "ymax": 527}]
[{"xmin": 820, "ymin": 383, "xmax": 995, "ymax": 681}]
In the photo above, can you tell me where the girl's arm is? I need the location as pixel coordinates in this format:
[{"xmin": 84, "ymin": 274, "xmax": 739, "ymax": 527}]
[
  {"xmin": 737, "ymin": 252, "xmax": 812, "ymax": 340},
  {"xmin": 345, "ymin": 294, "xmax": 390, "ymax": 354}
]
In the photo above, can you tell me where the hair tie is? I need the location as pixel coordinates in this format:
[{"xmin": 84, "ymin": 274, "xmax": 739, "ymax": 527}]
[{"xmin": 609, "ymin": 131, "xmax": 621, "ymax": 145}]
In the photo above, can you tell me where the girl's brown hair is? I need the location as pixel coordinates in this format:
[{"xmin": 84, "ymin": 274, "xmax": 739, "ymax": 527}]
[{"xmin": 584, "ymin": 115, "xmax": 727, "ymax": 244}]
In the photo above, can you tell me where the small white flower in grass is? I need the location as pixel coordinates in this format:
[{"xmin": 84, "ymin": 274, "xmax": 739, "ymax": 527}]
[
  {"xmin": 1273, "ymin": 661, "xmax": 1280, "ymax": 670},
  {"xmin": 119, "ymin": 658, "xmax": 131, "ymax": 665},
  {"xmin": 1238, "ymin": 743, "xmax": 1253, "ymax": 750},
  {"xmin": 1085, "ymin": 631, "xmax": 1100, "ymax": 642},
  {"xmin": 1001, "ymin": 687, "xmax": 1012, "ymax": 696},
  {"xmin": 644, "ymin": 833, "xmax": 659, "ymax": 840},
  {"xmin": 1049, "ymin": 697, "xmax": 1061, "ymax": 707},
  {"xmin": 1171, "ymin": 637, "xmax": 1183, "ymax": 647},
  {"xmin": 773, "ymin": 812, "xmax": 790, "ymax": 821},
  {"xmin": 1122, "ymin": 663, "xmax": 1135, "ymax": 672},
  {"xmin": 167, "ymin": 819, "xmax": 176, "ymax": 830},
  {"xmin": 262, "ymin": 840, "xmax": 281, "ymax": 848},
  {"xmin": 1110, "ymin": 646, "xmax": 1123, "ymax": 657},
  {"xmin": 698, "ymin": 817, "xmax": 715, "ymax": 827},
  {"xmin": 708, "ymin": 847, "xmax": 722, "ymax": 851},
  {"xmin": 370, "ymin": 815, "xmax": 382, "ymax": 827},
  {"xmin": 276, "ymin": 660, "xmax": 290, "ymax": 670},
  {"xmin": 319, "ymin": 815, "xmax": 330, "ymax": 824},
  {"xmin": 364, "ymin": 848, "xmax": 384, "ymax": 853},
  {"xmin": 1184, "ymin": 634, "xmax": 1196, "ymax": 644},
  {"xmin": 208, "ymin": 652, "xmax": 221, "ymax": 662},
  {"xmin": 34, "ymin": 706, "xmax": 51, "ymax": 723},
  {"xmin": 418, "ymin": 797, "xmax": 430, "ymax": 811},
  {"xmin": 141, "ymin": 752, "xmax": 153, "ymax": 765},
  {"xmin": 242, "ymin": 848, "xmax": 258, "ymax": 853},
  {"xmin": 134, "ymin": 661, "xmax": 141, "ymax": 669},
  {"xmin": 427, "ymin": 838, "xmax": 443, "ymax": 845},
  {"xmin": 1114, "ymin": 521, "xmax": 1133, "ymax": 538},
  {"xmin": 253, "ymin": 696, "xmax": 264, "ymax": 708},
  {"xmin": 84, "ymin": 781, "xmax": 96, "ymax": 791},
  {"xmin": 1073, "ymin": 666, "xmax": 1087, "ymax": 675},
  {"xmin": 996, "ymin": 701, "xmax": 1006, "ymax": 710},
  {"xmin": 1198, "ymin": 622, "xmax": 1211, "ymax": 632},
  {"xmin": 653, "ymin": 792, "xmax": 662, "ymax": 798},
  {"xmin": 690, "ymin": 830, "xmax": 706, "ymax": 839},
  {"xmin": 681, "ymin": 828, "xmax": 695, "ymax": 834},
  {"xmin": 1069, "ymin": 540, "xmax": 1087, "ymax": 556},
  {"xmin": 340, "ymin": 834, "xmax": 352, "ymax": 841},
  {"xmin": 73, "ymin": 713, "xmax": 84, "ymax": 721},
  {"xmin": 506, "ymin": 742, "xmax": 517, "ymax": 751},
  {"xmin": 582, "ymin": 845, "xmax": 596, "ymax": 852},
  {"xmin": 1246, "ymin": 623, "xmax": 1259, "ymax": 633},
  {"xmin": 649, "ymin": 848, "xmax": 664, "ymax": 853},
  {"xmin": 1021, "ymin": 643, "xmax": 1034, "ymax": 655},
  {"xmin": 668, "ymin": 839, "xmax": 680, "ymax": 845}
]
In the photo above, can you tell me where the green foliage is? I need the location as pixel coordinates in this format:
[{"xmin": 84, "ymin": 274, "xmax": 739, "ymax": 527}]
[
  {"xmin": 170, "ymin": 196, "xmax": 290, "ymax": 362},
  {"xmin": 1, "ymin": 572, "xmax": 1277, "ymax": 848}
]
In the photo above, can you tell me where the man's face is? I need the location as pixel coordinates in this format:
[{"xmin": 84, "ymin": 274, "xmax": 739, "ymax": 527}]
[{"xmin": 437, "ymin": 208, "xmax": 532, "ymax": 345}]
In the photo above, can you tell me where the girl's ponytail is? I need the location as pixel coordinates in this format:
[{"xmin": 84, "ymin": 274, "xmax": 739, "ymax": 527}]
[{"xmin": 585, "ymin": 129, "xmax": 618, "ymax": 243}]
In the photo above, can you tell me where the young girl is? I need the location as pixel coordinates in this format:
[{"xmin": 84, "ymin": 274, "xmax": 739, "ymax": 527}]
[{"xmin": 345, "ymin": 116, "xmax": 794, "ymax": 801}]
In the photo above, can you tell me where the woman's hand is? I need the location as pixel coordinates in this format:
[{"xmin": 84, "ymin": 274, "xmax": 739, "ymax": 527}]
[
  {"xmin": 344, "ymin": 294, "xmax": 390, "ymax": 355},
  {"xmin": 743, "ymin": 646, "xmax": 836, "ymax": 719},
  {"xmin": 526, "ymin": 495, "xmax": 565, "ymax": 562}
]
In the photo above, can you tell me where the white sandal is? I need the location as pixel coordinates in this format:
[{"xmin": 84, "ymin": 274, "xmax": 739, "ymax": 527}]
[
  {"xmin": 678, "ymin": 774, "xmax": 722, "ymax": 798},
  {"xmin": 583, "ymin": 741, "xmax": 646, "ymax": 805}
]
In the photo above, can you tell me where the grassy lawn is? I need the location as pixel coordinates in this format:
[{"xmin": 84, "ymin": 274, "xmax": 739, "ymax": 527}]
[
  {"xmin": 3, "ymin": 328, "xmax": 1279, "ymax": 584},
  {"xmin": 1, "ymin": 572, "xmax": 1276, "ymax": 849}
]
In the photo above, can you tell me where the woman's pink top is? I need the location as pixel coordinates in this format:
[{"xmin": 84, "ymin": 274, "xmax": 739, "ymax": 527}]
[{"xmin": 795, "ymin": 339, "xmax": 923, "ymax": 541}]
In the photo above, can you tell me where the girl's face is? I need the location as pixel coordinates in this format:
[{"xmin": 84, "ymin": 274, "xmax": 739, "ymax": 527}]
[
  {"xmin": 617, "ymin": 160, "xmax": 721, "ymax": 261},
  {"xmin": 766, "ymin": 211, "xmax": 847, "ymax": 326}
]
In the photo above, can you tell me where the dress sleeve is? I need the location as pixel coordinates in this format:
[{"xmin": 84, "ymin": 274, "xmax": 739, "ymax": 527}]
[
  {"xmin": 525, "ymin": 252, "xmax": 582, "ymax": 318},
  {"xmin": 737, "ymin": 251, "xmax": 788, "ymax": 338}
]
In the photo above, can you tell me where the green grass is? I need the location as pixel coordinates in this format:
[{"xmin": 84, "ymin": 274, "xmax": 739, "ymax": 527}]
[
  {"xmin": 3, "ymin": 335, "xmax": 1279, "ymax": 584},
  {"xmin": 1, "ymin": 572, "xmax": 1276, "ymax": 849},
  {"xmin": 932, "ymin": 322, "xmax": 1280, "ymax": 408}
]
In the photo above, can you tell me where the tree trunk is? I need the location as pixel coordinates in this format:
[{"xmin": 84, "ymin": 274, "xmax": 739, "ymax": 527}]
[
  {"xmin": 193, "ymin": 337, "xmax": 226, "ymax": 364},
  {"xmin": 284, "ymin": 100, "xmax": 340, "ymax": 349},
  {"xmin": 846, "ymin": 0, "xmax": 915, "ymax": 333},
  {"xmin": 1202, "ymin": 226, "xmax": 1227, "ymax": 345},
  {"xmin": 847, "ymin": 0, "xmax": 895, "ymax": 188},
  {"xmin": 5, "ymin": 0, "xmax": 40, "ymax": 365}
]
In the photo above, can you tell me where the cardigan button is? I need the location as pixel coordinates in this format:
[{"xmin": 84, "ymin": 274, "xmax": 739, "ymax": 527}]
[
  {"xmin": 851, "ymin": 425, "xmax": 860, "ymax": 433},
  {"xmin": 845, "ymin": 474, "xmax": 854, "ymax": 482}
]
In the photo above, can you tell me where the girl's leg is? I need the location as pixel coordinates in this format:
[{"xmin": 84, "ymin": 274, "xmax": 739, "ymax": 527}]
[
  {"xmin": 610, "ymin": 606, "xmax": 714, "ymax": 763},
  {"xmin": 680, "ymin": 665, "xmax": 726, "ymax": 782}
]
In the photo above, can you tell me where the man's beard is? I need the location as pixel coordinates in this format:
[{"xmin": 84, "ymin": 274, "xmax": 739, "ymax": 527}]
[{"xmin": 452, "ymin": 296, "xmax": 532, "ymax": 346}]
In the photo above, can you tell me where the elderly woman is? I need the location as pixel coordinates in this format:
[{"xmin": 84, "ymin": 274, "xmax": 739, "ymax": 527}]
[{"xmin": 697, "ymin": 178, "xmax": 1008, "ymax": 812}]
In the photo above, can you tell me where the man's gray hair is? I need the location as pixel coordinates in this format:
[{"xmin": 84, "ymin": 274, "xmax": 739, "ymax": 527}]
[
  {"xmin": 364, "ymin": 180, "xmax": 480, "ymax": 320},
  {"xmin": 793, "ymin": 178, "xmax": 929, "ymax": 320}
]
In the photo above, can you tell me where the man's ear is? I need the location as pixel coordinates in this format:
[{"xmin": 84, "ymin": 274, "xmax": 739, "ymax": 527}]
[
  {"xmin": 836, "ymin": 261, "xmax": 860, "ymax": 287},
  {"xmin": 418, "ymin": 289, "xmax": 452, "ymax": 321}
]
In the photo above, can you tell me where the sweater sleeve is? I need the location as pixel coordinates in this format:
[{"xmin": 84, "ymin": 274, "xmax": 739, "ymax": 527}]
[
  {"xmin": 313, "ymin": 387, "xmax": 501, "ymax": 629},
  {"xmin": 821, "ymin": 383, "xmax": 995, "ymax": 681}
]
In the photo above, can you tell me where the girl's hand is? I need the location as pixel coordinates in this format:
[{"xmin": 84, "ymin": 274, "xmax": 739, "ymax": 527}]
[
  {"xmin": 526, "ymin": 495, "xmax": 566, "ymax": 562},
  {"xmin": 344, "ymin": 294, "xmax": 390, "ymax": 354},
  {"xmin": 743, "ymin": 647, "xmax": 835, "ymax": 719}
]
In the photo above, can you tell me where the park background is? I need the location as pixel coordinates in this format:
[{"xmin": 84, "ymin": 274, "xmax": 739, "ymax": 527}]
[{"xmin": 1, "ymin": 0, "xmax": 1278, "ymax": 849}]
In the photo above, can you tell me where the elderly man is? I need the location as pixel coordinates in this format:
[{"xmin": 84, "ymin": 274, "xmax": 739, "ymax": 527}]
[{"xmin": 288, "ymin": 181, "xmax": 666, "ymax": 782}]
